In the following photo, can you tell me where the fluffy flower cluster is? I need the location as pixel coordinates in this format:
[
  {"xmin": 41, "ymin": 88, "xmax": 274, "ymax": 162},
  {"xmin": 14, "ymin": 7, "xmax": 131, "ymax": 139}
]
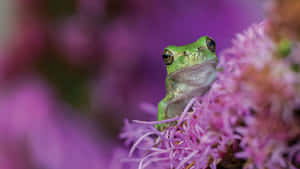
[{"xmin": 119, "ymin": 22, "xmax": 300, "ymax": 169}]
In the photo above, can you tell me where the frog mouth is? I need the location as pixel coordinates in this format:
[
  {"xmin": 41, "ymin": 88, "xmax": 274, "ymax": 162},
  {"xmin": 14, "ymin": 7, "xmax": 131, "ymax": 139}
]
[{"xmin": 168, "ymin": 58, "xmax": 218, "ymax": 86}]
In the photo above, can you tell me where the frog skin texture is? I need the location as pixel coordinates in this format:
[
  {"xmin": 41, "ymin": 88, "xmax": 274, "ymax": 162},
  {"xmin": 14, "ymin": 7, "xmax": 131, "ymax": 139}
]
[{"xmin": 156, "ymin": 36, "xmax": 218, "ymax": 130}]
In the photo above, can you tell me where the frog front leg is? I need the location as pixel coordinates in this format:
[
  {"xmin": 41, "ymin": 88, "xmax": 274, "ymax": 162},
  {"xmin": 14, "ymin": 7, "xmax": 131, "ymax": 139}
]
[{"xmin": 155, "ymin": 97, "xmax": 168, "ymax": 131}]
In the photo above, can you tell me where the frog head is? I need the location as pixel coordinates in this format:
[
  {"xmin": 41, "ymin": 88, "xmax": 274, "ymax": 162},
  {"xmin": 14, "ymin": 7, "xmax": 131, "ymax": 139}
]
[{"xmin": 162, "ymin": 36, "xmax": 217, "ymax": 75}]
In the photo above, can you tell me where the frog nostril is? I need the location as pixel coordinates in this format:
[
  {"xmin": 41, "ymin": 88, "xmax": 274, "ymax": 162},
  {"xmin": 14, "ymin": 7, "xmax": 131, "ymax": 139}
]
[
  {"xmin": 183, "ymin": 51, "xmax": 188, "ymax": 56},
  {"xmin": 197, "ymin": 47, "xmax": 205, "ymax": 51}
]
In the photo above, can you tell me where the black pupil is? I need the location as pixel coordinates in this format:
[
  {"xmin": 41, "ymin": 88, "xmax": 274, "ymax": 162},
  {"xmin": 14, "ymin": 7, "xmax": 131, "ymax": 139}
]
[
  {"xmin": 206, "ymin": 38, "xmax": 216, "ymax": 52},
  {"xmin": 163, "ymin": 53, "xmax": 170, "ymax": 59},
  {"xmin": 162, "ymin": 51, "xmax": 173, "ymax": 65}
]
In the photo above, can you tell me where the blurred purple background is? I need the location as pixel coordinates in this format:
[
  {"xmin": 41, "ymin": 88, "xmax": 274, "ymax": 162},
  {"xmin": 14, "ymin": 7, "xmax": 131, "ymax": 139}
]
[{"xmin": 0, "ymin": 0, "xmax": 263, "ymax": 168}]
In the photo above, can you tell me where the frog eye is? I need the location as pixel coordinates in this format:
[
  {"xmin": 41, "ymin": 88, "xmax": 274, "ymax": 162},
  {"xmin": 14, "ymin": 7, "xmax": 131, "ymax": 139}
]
[
  {"xmin": 162, "ymin": 50, "xmax": 174, "ymax": 65},
  {"xmin": 206, "ymin": 37, "xmax": 216, "ymax": 52}
]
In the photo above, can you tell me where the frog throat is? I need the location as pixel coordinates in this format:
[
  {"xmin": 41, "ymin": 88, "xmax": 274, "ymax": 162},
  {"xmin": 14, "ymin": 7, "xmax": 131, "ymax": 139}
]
[{"xmin": 167, "ymin": 58, "xmax": 218, "ymax": 80}]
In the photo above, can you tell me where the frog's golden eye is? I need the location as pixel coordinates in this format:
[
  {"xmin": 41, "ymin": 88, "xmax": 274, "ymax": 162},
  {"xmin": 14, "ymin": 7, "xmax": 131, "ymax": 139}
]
[
  {"xmin": 206, "ymin": 37, "xmax": 216, "ymax": 52},
  {"xmin": 162, "ymin": 50, "xmax": 174, "ymax": 65}
]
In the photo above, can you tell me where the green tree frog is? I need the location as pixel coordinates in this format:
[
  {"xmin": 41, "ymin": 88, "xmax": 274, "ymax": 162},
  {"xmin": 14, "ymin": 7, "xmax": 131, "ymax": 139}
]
[{"xmin": 156, "ymin": 36, "xmax": 218, "ymax": 130}]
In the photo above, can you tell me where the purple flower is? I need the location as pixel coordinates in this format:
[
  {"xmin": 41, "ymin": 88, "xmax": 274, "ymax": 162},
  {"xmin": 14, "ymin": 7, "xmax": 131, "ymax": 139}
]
[
  {"xmin": 55, "ymin": 18, "xmax": 96, "ymax": 66},
  {"xmin": 118, "ymin": 22, "xmax": 300, "ymax": 169},
  {"xmin": 0, "ymin": 78, "xmax": 111, "ymax": 169},
  {"xmin": 119, "ymin": 98, "xmax": 235, "ymax": 169}
]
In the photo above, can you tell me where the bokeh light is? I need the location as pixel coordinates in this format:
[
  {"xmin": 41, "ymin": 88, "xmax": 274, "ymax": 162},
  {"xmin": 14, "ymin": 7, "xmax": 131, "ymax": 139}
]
[{"xmin": 0, "ymin": 0, "xmax": 266, "ymax": 168}]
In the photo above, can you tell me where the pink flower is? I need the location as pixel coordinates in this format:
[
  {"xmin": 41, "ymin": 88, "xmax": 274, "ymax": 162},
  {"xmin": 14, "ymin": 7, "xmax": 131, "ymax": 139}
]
[
  {"xmin": 0, "ymin": 78, "xmax": 111, "ymax": 169},
  {"xmin": 119, "ymin": 22, "xmax": 300, "ymax": 169}
]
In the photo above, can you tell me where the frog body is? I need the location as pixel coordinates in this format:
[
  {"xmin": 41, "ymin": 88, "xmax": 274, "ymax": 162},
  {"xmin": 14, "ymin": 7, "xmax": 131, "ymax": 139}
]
[{"xmin": 156, "ymin": 36, "xmax": 217, "ymax": 130}]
